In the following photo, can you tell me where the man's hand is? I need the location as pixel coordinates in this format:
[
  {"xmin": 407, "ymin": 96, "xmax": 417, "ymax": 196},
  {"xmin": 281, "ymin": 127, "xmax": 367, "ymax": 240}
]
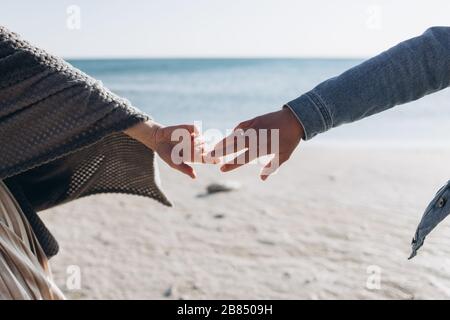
[
  {"xmin": 208, "ymin": 108, "xmax": 304, "ymax": 180},
  {"xmin": 124, "ymin": 120, "xmax": 208, "ymax": 179}
]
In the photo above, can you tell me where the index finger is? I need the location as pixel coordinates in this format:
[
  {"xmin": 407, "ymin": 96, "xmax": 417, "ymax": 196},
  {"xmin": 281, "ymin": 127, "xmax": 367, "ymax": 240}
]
[
  {"xmin": 207, "ymin": 119, "xmax": 255, "ymax": 158},
  {"xmin": 209, "ymin": 129, "xmax": 247, "ymax": 159}
]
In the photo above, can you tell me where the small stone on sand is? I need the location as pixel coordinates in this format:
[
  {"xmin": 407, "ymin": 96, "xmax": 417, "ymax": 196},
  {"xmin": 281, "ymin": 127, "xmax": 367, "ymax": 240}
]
[
  {"xmin": 163, "ymin": 285, "xmax": 177, "ymax": 297},
  {"xmin": 206, "ymin": 181, "xmax": 241, "ymax": 194}
]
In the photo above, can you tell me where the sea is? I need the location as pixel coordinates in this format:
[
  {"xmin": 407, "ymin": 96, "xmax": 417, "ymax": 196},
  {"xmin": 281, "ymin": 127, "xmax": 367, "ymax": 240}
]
[{"xmin": 69, "ymin": 58, "xmax": 450, "ymax": 148}]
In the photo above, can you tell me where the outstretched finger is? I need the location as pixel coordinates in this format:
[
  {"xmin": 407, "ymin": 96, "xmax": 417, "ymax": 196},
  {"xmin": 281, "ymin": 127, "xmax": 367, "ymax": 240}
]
[
  {"xmin": 209, "ymin": 130, "xmax": 249, "ymax": 159},
  {"xmin": 207, "ymin": 120, "xmax": 254, "ymax": 159},
  {"xmin": 260, "ymin": 155, "xmax": 285, "ymax": 181},
  {"xmin": 220, "ymin": 150, "xmax": 258, "ymax": 172},
  {"xmin": 174, "ymin": 162, "xmax": 196, "ymax": 179}
]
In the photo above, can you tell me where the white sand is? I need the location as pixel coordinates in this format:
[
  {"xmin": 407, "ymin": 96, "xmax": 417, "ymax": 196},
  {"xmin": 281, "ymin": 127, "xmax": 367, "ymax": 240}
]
[{"xmin": 41, "ymin": 145, "xmax": 450, "ymax": 299}]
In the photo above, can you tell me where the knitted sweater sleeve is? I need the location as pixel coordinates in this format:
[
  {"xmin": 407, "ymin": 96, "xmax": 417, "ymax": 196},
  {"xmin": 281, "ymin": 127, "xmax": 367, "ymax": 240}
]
[{"xmin": 0, "ymin": 27, "xmax": 171, "ymax": 257}]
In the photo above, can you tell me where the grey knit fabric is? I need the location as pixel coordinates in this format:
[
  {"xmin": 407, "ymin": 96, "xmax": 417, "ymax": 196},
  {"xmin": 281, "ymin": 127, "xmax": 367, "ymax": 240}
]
[{"xmin": 0, "ymin": 26, "xmax": 171, "ymax": 257}]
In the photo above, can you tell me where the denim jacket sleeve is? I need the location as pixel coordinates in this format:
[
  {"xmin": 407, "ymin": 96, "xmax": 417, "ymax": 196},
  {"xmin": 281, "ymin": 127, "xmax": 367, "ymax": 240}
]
[{"xmin": 286, "ymin": 27, "xmax": 450, "ymax": 140}]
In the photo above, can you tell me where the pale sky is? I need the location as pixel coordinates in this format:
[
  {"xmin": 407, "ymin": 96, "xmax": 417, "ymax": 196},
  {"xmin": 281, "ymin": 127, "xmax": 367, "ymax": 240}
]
[{"xmin": 1, "ymin": 0, "xmax": 449, "ymax": 58}]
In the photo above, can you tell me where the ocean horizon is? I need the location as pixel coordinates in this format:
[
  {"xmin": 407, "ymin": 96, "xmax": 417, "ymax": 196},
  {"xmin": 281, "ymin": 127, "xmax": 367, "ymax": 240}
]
[{"xmin": 69, "ymin": 58, "xmax": 450, "ymax": 147}]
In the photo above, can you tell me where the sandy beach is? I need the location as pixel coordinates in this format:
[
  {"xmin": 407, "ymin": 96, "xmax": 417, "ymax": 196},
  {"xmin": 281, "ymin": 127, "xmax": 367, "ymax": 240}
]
[{"xmin": 41, "ymin": 145, "xmax": 450, "ymax": 299}]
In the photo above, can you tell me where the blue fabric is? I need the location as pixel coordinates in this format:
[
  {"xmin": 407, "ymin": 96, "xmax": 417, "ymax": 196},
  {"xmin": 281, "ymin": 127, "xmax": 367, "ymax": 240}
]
[
  {"xmin": 286, "ymin": 27, "xmax": 450, "ymax": 258},
  {"xmin": 286, "ymin": 27, "xmax": 450, "ymax": 140}
]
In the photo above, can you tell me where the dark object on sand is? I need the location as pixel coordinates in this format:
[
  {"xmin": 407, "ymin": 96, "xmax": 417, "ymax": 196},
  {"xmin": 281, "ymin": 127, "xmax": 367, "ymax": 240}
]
[
  {"xmin": 409, "ymin": 181, "xmax": 450, "ymax": 259},
  {"xmin": 206, "ymin": 181, "xmax": 241, "ymax": 194}
]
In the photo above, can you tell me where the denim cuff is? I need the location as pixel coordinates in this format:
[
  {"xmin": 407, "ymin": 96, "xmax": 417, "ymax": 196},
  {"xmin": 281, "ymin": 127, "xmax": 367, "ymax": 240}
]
[{"xmin": 284, "ymin": 92, "xmax": 330, "ymax": 140}]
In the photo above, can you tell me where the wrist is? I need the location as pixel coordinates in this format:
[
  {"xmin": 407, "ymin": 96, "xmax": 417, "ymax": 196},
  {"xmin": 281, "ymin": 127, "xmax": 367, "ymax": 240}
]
[
  {"xmin": 281, "ymin": 106, "xmax": 305, "ymax": 141},
  {"xmin": 124, "ymin": 120, "xmax": 163, "ymax": 151},
  {"xmin": 146, "ymin": 120, "xmax": 163, "ymax": 150}
]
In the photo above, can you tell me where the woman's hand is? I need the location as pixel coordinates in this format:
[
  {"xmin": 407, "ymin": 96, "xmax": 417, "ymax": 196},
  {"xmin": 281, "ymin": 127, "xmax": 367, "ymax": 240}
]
[{"xmin": 124, "ymin": 120, "xmax": 208, "ymax": 179}]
